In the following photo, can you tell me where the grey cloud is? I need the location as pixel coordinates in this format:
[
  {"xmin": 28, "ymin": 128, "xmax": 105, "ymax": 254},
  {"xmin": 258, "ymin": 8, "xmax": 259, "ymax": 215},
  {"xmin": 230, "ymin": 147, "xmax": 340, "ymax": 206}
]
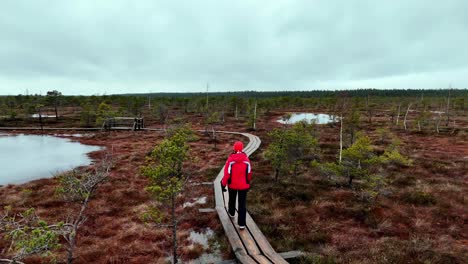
[{"xmin": 0, "ymin": 0, "xmax": 467, "ymax": 95}]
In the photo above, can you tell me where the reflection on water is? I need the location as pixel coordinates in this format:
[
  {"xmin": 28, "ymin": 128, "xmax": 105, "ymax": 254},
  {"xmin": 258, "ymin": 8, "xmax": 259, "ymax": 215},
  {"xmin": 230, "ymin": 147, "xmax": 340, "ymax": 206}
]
[
  {"xmin": 0, "ymin": 134, "xmax": 101, "ymax": 185},
  {"xmin": 183, "ymin": 196, "xmax": 207, "ymax": 208},
  {"xmin": 188, "ymin": 228, "xmax": 223, "ymax": 264},
  {"xmin": 277, "ymin": 113, "xmax": 336, "ymax": 124},
  {"xmin": 31, "ymin": 114, "xmax": 56, "ymax": 118}
]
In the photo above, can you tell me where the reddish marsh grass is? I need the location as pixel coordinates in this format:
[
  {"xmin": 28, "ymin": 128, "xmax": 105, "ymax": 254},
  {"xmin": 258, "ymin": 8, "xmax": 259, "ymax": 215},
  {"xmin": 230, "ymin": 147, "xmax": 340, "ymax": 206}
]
[
  {"xmin": 249, "ymin": 110, "xmax": 467, "ymax": 263},
  {"xmin": 0, "ymin": 129, "xmax": 243, "ymax": 263}
]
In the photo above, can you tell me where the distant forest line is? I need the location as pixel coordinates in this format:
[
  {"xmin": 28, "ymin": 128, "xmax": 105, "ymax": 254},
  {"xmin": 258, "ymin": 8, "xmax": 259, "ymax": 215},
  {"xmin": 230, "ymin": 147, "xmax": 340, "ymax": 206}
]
[
  {"xmin": 121, "ymin": 89, "xmax": 468, "ymax": 98},
  {"xmin": 1, "ymin": 88, "xmax": 467, "ymax": 98},
  {"xmin": 1, "ymin": 88, "xmax": 466, "ymax": 124}
]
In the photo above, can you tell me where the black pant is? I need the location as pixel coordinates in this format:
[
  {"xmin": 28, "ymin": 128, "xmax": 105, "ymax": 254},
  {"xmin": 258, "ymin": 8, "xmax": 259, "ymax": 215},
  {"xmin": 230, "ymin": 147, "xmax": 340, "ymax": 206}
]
[{"xmin": 228, "ymin": 188, "xmax": 248, "ymax": 226}]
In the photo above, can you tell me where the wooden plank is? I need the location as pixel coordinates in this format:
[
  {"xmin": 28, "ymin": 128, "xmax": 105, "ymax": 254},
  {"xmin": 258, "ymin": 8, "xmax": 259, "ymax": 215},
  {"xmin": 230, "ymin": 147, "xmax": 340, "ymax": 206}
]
[
  {"xmin": 213, "ymin": 131, "xmax": 285, "ymax": 264},
  {"xmin": 250, "ymin": 254, "xmax": 272, "ymax": 264},
  {"xmin": 198, "ymin": 208, "xmax": 216, "ymax": 213},
  {"xmin": 216, "ymin": 206, "xmax": 257, "ymax": 264},
  {"xmin": 279, "ymin": 250, "xmax": 306, "ymax": 259},
  {"xmin": 227, "ymin": 208, "xmax": 271, "ymax": 264},
  {"xmin": 236, "ymin": 224, "xmax": 262, "ymax": 256},
  {"xmin": 214, "ymin": 173, "xmax": 226, "ymax": 208},
  {"xmin": 246, "ymin": 213, "xmax": 288, "ymax": 264}
]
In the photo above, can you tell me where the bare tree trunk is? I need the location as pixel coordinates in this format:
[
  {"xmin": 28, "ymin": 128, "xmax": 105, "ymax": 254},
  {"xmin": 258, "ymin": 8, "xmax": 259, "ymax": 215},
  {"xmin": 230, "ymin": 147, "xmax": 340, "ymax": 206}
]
[
  {"xmin": 205, "ymin": 83, "xmax": 209, "ymax": 113},
  {"xmin": 404, "ymin": 103, "xmax": 412, "ymax": 131},
  {"xmin": 446, "ymin": 89, "xmax": 451, "ymax": 126},
  {"xmin": 54, "ymin": 99, "xmax": 58, "ymax": 121},
  {"xmin": 67, "ymin": 195, "xmax": 89, "ymax": 264},
  {"xmin": 38, "ymin": 108, "xmax": 43, "ymax": 132},
  {"xmin": 212, "ymin": 126, "xmax": 217, "ymax": 149},
  {"xmin": 253, "ymin": 100, "xmax": 257, "ymax": 130},
  {"xmin": 235, "ymin": 105, "xmax": 238, "ymax": 120},
  {"xmin": 339, "ymin": 114, "xmax": 343, "ymax": 164},
  {"xmin": 451, "ymin": 120, "xmax": 456, "ymax": 134},
  {"xmin": 396, "ymin": 102, "xmax": 401, "ymax": 125},
  {"xmin": 366, "ymin": 94, "xmax": 372, "ymax": 124},
  {"xmin": 171, "ymin": 195, "xmax": 178, "ymax": 264}
]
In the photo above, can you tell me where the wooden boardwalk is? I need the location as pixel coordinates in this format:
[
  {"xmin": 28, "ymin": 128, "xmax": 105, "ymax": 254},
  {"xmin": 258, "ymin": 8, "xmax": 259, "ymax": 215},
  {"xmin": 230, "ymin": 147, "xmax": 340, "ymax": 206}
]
[
  {"xmin": 213, "ymin": 132, "xmax": 288, "ymax": 264},
  {"xmin": 0, "ymin": 126, "xmax": 287, "ymax": 263}
]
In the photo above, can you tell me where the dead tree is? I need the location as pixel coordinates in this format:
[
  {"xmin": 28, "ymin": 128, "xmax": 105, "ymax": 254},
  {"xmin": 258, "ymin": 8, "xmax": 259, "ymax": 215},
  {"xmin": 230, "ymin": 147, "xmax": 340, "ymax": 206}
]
[
  {"xmin": 235, "ymin": 104, "xmax": 238, "ymax": 120},
  {"xmin": 404, "ymin": 103, "xmax": 412, "ymax": 131},
  {"xmin": 396, "ymin": 102, "xmax": 401, "ymax": 126},
  {"xmin": 251, "ymin": 100, "xmax": 257, "ymax": 130},
  {"xmin": 445, "ymin": 88, "xmax": 451, "ymax": 126},
  {"xmin": 46, "ymin": 90, "xmax": 62, "ymax": 121},
  {"xmin": 339, "ymin": 114, "xmax": 343, "ymax": 164},
  {"xmin": 57, "ymin": 156, "xmax": 113, "ymax": 264},
  {"xmin": 365, "ymin": 94, "xmax": 373, "ymax": 124}
]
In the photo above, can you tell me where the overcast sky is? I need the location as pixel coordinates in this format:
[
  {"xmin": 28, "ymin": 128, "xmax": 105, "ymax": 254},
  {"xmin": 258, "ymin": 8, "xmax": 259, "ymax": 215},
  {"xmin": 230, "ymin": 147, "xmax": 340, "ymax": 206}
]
[{"xmin": 1, "ymin": 0, "xmax": 467, "ymax": 95}]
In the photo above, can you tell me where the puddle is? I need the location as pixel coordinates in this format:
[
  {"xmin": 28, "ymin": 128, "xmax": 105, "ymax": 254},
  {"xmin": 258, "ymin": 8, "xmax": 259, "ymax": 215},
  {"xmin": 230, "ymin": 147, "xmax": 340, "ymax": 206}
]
[
  {"xmin": 31, "ymin": 114, "xmax": 57, "ymax": 118},
  {"xmin": 0, "ymin": 134, "xmax": 101, "ymax": 185},
  {"xmin": 278, "ymin": 113, "xmax": 336, "ymax": 124},
  {"xmin": 189, "ymin": 228, "xmax": 214, "ymax": 248},
  {"xmin": 164, "ymin": 228, "xmax": 223, "ymax": 264},
  {"xmin": 183, "ymin": 197, "xmax": 207, "ymax": 208},
  {"xmin": 188, "ymin": 228, "xmax": 223, "ymax": 264}
]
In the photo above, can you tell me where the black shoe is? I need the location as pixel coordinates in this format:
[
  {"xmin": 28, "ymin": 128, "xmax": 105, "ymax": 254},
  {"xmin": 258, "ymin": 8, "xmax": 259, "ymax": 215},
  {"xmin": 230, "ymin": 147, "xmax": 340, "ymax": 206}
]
[
  {"xmin": 229, "ymin": 212, "xmax": 235, "ymax": 218},
  {"xmin": 239, "ymin": 225, "xmax": 246, "ymax": 230}
]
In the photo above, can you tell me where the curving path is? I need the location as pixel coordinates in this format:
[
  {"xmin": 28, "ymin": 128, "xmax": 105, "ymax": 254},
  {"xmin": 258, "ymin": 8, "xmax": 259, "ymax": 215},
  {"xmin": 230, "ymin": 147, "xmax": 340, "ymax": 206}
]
[
  {"xmin": 213, "ymin": 131, "xmax": 288, "ymax": 264},
  {"xmin": 0, "ymin": 126, "xmax": 287, "ymax": 263}
]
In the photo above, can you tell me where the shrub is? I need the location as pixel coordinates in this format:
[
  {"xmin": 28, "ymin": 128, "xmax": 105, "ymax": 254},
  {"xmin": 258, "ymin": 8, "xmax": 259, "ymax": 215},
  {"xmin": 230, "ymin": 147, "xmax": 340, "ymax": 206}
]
[
  {"xmin": 381, "ymin": 149, "xmax": 412, "ymax": 167},
  {"xmin": 403, "ymin": 191, "xmax": 437, "ymax": 206},
  {"xmin": 264, "ymin": 123, "xmax": 319, "ymax": 181},
  {"xmin": 392, "ymin": 174, "xmax": 416, "ymax": 187},
  {"xmin": 375, "ymin": 128, "xmax": 391, "ymax": 144}
]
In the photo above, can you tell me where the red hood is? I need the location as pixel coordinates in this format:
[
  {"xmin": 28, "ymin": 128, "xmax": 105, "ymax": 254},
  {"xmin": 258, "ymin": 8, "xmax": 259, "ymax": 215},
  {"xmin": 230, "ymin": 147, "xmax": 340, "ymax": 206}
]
[
  {"xmin": 222, "ymin": 151, "xmax": 252, "ymax": 190},
  {"xmin": 230, "ymin": 152, "xmax": 248, "ymax": 163}
]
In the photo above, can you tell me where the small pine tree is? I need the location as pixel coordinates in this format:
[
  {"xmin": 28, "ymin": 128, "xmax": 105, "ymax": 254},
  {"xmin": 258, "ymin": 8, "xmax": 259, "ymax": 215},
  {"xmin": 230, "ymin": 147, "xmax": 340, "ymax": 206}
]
[
  {"xmin": 95, "ymin": 102, "xmax": 114, "ymax": 126},
  {"xmin": 141, "ymin": 126, "xmax": 192, "ymax": 264},
  {"xmin": 265, "ymin": 122, "xmax": 319, "ymax": 181}
]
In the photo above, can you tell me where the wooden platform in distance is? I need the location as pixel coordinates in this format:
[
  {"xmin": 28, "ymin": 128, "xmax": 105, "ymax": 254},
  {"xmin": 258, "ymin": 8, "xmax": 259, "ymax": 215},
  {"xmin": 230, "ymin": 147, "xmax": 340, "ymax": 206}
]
[{"xmin": 214, "ymin": 132, "xmax": 288, "ymax": 264}]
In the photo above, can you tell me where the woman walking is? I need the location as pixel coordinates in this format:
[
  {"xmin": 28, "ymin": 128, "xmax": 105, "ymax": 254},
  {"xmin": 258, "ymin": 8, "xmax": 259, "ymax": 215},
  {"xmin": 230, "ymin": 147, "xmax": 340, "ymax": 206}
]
[{"xmin": 221, "ymin": 141, "xmax": 252, "ymax": 230}]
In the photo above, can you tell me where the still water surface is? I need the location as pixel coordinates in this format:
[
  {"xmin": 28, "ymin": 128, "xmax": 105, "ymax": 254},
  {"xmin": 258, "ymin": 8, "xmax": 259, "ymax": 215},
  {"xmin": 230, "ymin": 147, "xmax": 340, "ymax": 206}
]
[
  {"xmin": 0, "ymin": 134, "xmax": 101, "ymax": 185},
  {"xmin": 277, "ymin": 112, "xmax": 336, "ymax": 124}
]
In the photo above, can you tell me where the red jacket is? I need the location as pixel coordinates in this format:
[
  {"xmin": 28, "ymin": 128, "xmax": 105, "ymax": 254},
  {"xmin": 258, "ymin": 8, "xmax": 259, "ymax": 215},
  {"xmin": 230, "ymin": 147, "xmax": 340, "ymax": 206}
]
[{"xmin": 222, "ymin": 152, "xmax": 252, "ymax": 190}]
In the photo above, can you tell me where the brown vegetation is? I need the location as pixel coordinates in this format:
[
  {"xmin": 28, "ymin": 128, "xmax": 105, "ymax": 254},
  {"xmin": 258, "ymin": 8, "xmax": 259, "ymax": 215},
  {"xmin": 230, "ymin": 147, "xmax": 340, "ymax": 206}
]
[
  {"xmin": 249, "ymin": 108, "xmax": 467, "ymax": 264},
  {"xmin": 0, "ymin": 126, "xmax": 243, "ymax": 263},
  {"xmin": 1, "ymin": 98, "xmax": 467, "ymax": 263}
]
